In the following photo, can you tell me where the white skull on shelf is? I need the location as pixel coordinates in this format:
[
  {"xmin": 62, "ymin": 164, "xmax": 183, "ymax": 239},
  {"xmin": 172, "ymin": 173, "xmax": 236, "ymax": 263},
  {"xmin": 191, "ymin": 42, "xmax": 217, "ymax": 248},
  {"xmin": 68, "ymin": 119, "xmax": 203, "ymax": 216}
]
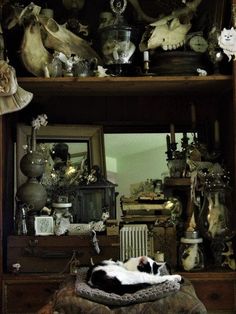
[
  {"xmin": 139, "ymin": 0, "xmax": 202, "ymax": 52},
  {"xmin": 140, "ymin": 16, "xmax": 191, "ymax": 51}
]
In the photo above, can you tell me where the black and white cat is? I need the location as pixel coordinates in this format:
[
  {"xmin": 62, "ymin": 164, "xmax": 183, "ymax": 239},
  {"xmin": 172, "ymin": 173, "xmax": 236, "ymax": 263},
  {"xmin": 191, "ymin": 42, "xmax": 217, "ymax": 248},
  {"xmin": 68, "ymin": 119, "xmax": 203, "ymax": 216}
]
[{"xmin": 86, "ymin": 256, "xmax": 182, "ymax": 295}]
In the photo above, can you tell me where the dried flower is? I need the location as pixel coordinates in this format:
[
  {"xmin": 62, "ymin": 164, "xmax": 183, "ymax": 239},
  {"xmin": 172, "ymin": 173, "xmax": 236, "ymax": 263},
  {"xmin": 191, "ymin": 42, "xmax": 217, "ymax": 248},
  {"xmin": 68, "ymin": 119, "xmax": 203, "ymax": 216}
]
[{"xmin": 32, "ymin": 114, "xmax": 48, "ymax": 130}]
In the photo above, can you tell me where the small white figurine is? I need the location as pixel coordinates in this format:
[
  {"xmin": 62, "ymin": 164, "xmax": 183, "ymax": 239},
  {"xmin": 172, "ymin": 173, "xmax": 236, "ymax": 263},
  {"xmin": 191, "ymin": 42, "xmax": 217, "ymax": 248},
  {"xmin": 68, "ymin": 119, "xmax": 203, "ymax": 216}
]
[
  {"xmin": 196, "ymin": 68, "xmax": 207, "ymax": 76},
  {"xmin": 218, "ymin": 27, "xmax": 236, "ymax": 61}
]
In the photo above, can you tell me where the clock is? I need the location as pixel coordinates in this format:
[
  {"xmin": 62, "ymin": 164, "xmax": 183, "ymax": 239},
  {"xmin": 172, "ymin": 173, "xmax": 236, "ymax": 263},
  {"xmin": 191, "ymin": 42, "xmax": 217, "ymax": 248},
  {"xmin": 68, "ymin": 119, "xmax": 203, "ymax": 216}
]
[{"xmin": 189, "ymin": 35, "xmax": 208, "ymax": 53}]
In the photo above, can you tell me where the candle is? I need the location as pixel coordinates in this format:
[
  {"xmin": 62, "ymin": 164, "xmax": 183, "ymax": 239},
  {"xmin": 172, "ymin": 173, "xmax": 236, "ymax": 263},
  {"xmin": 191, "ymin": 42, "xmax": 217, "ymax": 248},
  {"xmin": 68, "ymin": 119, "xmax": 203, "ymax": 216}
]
[
  {"xmin": 191, "ymin": 103, "xmax": 196, "ymax": 129},
  {"xmin": 155, "ymin": 251, "xmax": 165, "ymax": 262},
  {"xmin": 166, "ymin": 134, "xmax": 171, "ymax": 151},
  {"xmin": 214, "ymin": 120, "xmax": 220, "ymax": 146},
  {"xmin": 170, "ymin": 123, "xmax": 176, "ymax": 143},
  {"xmin": 143, "ymin": 51, "xmax": 149, "ymax": 62}
]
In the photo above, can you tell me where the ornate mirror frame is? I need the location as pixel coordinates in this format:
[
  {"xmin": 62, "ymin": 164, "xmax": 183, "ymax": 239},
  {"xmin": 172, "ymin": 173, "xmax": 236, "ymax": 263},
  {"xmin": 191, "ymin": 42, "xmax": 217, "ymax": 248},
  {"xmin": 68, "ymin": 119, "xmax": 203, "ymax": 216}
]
[{"xmin": 16, "ymin": 124, "xmax": 106, "ymax": 188}]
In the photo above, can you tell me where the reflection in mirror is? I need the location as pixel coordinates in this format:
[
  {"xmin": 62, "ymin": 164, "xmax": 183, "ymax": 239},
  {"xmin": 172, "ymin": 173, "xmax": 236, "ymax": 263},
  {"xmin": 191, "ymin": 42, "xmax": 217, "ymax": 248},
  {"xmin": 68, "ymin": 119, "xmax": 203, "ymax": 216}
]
[
  {"xmin": 16, "ymin": 124, "xmax": 106, "ymax": 188},
  {"xmin": 39, "ymin": 141, "xmax": 89, "ymax": 187},
  {"xmin": 104, "ymin": 133, "xmax": 194, "ymax": 220}
]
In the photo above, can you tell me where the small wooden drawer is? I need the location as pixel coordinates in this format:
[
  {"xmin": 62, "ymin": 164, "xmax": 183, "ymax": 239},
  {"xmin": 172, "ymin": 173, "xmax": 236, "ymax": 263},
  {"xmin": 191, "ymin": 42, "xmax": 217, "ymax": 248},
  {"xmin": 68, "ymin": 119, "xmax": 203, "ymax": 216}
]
[{"xmin": 193, "ymin": 280, "xmax": 235, "ymax": 311}]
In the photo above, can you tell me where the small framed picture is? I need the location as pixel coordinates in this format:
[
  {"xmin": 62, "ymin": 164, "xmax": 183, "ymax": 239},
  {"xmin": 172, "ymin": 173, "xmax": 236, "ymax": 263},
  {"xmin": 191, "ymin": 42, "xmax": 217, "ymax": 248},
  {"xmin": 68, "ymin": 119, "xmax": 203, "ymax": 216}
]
[{"xmin": 35, "ymin": 216, "xmax": 54, "ymax": 236}]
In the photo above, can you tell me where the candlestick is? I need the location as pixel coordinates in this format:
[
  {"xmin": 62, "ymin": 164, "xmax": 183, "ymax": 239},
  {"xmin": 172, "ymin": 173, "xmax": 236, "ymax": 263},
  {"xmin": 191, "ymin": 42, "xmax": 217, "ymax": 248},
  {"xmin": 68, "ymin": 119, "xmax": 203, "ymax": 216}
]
[
  {"xmin": 143, "ymin": 51, "xmax": 150, "ymax": 74},
  {"xmin": 191, "ymin": 103, "xmax": 196, "ymax": 130},
  {"xmin": 166, "ymin": 134, "xmax": 171, "ymax": 151},
  {"xmin": 170, "ymin": 123, "xmax": 176, "ymax": 144},
  {"xmin": 165, "ymin": 134, "xmax": 173, "ymax": 160}
]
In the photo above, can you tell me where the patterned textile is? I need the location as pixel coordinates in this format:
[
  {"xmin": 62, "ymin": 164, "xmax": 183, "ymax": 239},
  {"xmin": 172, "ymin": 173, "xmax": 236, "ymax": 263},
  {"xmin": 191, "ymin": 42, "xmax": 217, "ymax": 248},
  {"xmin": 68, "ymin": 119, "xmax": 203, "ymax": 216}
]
[
  {"xmin": 75, "ymin": 266, "xmax": 180, "ymax": 306},
  {"xmin": 37, "ymin": 271, "xmax": 207, "ymax": 314}
]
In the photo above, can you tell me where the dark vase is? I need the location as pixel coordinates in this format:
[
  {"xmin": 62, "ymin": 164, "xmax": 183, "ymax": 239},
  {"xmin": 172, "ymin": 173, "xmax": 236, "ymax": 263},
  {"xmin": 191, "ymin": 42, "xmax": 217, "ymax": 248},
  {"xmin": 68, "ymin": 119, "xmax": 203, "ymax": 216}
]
[
  {"xmin": 16, "ymin": 178, "xmax": 47, "ymax": 212},
  {"xmin": 20, "ymin": 151, "xmax": 45, "ymax": 178},
  {"xmin": 16, "ymin": 127, "xmax": 47, "ymax": 213}
]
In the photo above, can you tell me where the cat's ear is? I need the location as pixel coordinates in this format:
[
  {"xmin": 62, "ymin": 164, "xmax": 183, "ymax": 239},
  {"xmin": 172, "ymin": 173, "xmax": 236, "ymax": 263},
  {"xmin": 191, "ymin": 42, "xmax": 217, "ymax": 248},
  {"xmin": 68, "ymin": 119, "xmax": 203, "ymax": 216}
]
[{"xmin": 139, "ymin": 256, "xmax": 148, "ymax": 265}]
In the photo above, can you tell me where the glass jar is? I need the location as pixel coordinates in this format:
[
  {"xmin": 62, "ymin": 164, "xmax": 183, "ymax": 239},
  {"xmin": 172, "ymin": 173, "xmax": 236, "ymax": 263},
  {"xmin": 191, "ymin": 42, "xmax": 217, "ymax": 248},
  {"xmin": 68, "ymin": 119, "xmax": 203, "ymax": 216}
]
[
  {"xmin": 179, "ymin": 231, "xmax": 204, "ymax": 271},
  {"xmin": 98, "ymin": 0, "xmax": 136, "ymax": 75},
  {"xmin": 198, "ymin": 171, "xmax": 235, "ymax": 241}
]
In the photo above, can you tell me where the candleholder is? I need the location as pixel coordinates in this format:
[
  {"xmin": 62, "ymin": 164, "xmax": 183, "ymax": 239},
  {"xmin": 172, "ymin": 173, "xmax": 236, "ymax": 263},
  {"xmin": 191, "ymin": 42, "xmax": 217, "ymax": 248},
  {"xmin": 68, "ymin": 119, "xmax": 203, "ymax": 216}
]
[
  {"xmin": 165, "ymin": 149, "xmax": 173, "ymax": 161},
  {"xmin": 170, "ymin": 142, "xmax": 177, "ymax": 153},
  {"xmin": 167, "ymin": 158, "xmax": 186, "ymax": 178}
]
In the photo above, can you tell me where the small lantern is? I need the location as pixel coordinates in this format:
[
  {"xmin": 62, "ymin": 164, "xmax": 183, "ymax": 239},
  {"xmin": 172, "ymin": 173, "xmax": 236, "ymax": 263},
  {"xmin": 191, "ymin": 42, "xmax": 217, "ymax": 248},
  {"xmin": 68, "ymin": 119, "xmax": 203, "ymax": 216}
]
[{"xmin": 99, "ymin": 0, "xmax": 136, "ymax": 75}]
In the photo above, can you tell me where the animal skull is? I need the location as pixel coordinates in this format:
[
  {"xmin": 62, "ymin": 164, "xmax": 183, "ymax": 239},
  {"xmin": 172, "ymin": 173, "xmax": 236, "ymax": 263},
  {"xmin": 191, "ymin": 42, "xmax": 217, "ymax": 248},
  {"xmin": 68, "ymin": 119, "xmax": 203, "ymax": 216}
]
[
  {"xmin": 140, "ymin": 16, "xmax": 191, "ymax": 51},
  {"xmin": 139, "ymin": 0, "xmax": 202, "ymax": 51}
]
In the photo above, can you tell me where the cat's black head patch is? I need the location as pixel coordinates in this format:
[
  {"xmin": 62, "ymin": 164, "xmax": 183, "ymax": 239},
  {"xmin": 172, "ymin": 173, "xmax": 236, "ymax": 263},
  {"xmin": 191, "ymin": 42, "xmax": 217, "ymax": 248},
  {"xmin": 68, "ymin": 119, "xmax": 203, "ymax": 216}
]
[
  {"xmin": 152, "ymin": 262, "xmax": 161, "ymax": 275},
  {"xmin": 137, "ymin": 257, "xmax": 161, "ymax": 274},
  {"xmin": 137, "ymin": 261, "xmax": 152, "ymax": 273}
]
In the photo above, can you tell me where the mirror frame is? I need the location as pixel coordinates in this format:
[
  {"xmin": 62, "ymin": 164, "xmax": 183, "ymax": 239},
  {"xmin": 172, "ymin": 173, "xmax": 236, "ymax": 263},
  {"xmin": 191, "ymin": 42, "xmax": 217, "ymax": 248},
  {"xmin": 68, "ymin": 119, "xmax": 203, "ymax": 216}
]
[{"xmin": 16, "ymin": 124, "xmax": 106, "ymax": 187}]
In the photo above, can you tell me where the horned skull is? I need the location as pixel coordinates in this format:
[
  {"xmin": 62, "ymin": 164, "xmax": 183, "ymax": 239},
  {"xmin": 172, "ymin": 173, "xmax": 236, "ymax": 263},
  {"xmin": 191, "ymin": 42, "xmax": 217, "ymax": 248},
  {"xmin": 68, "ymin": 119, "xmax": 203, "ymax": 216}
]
[
  {"xmin": 140, "ymin": 16, "xmax": 191, "ymax": 51},
  {"xmin": 139, "ymin": 0, "xmax": 202, "ymax": 52}
]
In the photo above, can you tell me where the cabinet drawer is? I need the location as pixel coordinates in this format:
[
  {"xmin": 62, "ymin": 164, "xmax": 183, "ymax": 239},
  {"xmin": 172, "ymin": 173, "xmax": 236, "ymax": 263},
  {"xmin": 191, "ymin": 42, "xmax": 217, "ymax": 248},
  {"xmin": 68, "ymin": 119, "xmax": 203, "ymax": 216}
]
[
  {"xmin": 8, "ymin": 235, "xmax": 120, "ymax": 272},
  {"xmin": 3, "ymin": 279, "xmax": 61, "ymax": 314},
  {"xmin": 193, "ymin": 280, "xmax": 235, "ymax": 311}
]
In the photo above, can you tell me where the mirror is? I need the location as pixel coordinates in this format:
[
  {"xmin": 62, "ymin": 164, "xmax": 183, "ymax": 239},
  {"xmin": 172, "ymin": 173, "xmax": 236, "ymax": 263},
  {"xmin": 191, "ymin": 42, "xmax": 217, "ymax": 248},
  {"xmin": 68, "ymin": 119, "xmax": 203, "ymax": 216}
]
[
  {"xmin": 104, "ymin": 132, "xmax": 194, "ymax": 219},
  {"xmin": 16, "ymin": 124, "xmax": 106, "ymax": 188}
]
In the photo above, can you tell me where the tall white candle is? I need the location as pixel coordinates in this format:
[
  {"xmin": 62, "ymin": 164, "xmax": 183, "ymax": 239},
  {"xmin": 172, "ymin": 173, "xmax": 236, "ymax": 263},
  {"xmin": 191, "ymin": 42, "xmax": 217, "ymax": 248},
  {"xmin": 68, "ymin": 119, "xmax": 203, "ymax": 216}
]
[
  {"xmin": 143, "ymin": 51, "xmax": 149, "ymax": 62},
  {"xmin": 170, "ymin": 124, "xmax": 175, "ymax": 143}
]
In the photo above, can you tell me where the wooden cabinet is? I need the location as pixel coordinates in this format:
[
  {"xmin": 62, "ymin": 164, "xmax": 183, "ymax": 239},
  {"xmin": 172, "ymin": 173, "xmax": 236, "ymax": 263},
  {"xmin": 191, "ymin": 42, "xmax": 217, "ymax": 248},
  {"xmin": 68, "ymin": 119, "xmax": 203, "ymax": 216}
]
[
  {"xmin": 1, "ymin": 75, "xmax": 234, "ymax": 314},
  {"xmin": 182, "ymin": 272, "xmax": 236, "ymax": 313},
  {"xmin": 2, "ymin": 275, "xmax": 63, "ymax": 314},
  {"xmin": 7, "ymin": 235, "xmax": 119, "ymax": 273},
  {"xmin": 1, "ymin": 0, "xmax": 236, "ymax": 313}
]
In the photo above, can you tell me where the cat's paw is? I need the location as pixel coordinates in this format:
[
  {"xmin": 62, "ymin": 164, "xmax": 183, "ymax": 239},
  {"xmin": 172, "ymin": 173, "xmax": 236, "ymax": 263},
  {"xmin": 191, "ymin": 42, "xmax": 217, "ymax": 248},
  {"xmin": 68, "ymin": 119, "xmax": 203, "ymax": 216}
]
[{"xmin": 170, "ymin": 274, "xmax": 182, "ymax": 282}]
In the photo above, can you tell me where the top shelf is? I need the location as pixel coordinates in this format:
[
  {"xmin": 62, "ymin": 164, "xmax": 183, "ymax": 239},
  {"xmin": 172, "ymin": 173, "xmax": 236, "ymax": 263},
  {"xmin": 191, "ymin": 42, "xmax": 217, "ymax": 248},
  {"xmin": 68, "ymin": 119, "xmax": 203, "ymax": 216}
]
[{"xmin": 18, "ymin": 75, "xmax": 232, "ymax": 97}]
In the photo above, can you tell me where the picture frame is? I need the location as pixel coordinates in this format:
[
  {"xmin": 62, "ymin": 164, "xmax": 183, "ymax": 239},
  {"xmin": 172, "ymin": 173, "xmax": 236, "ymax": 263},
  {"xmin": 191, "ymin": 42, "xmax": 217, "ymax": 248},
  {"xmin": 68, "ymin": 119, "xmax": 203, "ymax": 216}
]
[
  {"xmin": 34, "ymin": 216, "xmax": 54, "ymax": 235},
  {"xmin": 16, "ymin": 124, "xmax": 106, "ymax": 188}
]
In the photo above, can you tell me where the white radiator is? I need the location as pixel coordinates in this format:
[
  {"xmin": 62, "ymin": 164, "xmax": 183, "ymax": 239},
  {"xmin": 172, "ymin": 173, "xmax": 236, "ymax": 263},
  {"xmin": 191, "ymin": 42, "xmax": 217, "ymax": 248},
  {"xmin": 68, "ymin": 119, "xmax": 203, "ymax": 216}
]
[{"xmin": 120, "ymin": 224, "xmax": 148, "ymax": 261}]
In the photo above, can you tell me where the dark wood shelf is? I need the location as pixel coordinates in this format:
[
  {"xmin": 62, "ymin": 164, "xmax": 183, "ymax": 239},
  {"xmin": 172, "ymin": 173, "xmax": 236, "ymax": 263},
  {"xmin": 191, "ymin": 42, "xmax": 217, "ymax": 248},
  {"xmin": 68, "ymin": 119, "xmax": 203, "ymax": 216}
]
[
  {"xmin": 164, "ymin": 177, "xmax": 191, "ymax": 186},
  {"xmin": 18, "ymin": 75, "xmax": 233, "ymax": 97}
]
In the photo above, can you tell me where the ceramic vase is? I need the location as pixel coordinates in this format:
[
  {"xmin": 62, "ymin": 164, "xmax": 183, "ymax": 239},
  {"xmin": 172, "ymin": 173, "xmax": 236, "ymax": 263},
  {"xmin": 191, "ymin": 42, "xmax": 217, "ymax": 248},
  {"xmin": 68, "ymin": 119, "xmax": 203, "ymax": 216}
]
[{"xmin": 16, "ymin": 127, "xmax": 47, "ymax": 212}]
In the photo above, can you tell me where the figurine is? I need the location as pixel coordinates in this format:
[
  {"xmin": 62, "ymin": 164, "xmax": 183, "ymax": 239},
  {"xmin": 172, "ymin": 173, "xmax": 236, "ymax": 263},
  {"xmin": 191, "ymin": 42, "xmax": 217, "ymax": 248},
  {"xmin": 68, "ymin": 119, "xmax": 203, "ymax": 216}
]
[{"xmin": 218, "ymin": 27, "xmax": 236, "ymax": 61}]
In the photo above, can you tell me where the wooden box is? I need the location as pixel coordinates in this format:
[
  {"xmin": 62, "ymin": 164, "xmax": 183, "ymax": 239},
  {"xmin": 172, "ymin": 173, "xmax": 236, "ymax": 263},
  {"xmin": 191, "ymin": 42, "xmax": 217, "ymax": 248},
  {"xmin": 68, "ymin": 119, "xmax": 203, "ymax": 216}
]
[
  {"xmin": 106, "ymin": 220, "xmax": 119, "ymax": 236},
  {"xmin": 7, "ymin": 235, "xmax": 119, "ymax": 273}
]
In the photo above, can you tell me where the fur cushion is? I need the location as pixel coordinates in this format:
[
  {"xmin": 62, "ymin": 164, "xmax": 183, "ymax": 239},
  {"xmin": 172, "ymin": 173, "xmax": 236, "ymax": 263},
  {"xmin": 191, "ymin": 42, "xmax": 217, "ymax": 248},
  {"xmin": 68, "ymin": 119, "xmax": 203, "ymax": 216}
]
[{"xmin": 75, "ymin": 266, "xmax": 181, "ymax": 306}]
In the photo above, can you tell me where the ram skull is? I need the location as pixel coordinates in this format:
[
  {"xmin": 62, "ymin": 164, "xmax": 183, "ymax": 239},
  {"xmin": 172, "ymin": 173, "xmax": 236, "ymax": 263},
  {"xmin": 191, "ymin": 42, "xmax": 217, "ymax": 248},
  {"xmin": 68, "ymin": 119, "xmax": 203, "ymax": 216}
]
[{"xmin": 139, "ymin": 0, "xmax": 202, "ymax": 51}]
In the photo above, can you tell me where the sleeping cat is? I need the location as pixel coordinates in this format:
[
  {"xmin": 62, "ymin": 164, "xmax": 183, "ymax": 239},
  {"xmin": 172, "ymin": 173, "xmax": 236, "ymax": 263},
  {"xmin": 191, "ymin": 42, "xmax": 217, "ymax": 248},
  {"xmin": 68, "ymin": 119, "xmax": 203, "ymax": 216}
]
[{"xmin": 86, "ymin": 256, "xmax": 182, "ymax": 295}]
